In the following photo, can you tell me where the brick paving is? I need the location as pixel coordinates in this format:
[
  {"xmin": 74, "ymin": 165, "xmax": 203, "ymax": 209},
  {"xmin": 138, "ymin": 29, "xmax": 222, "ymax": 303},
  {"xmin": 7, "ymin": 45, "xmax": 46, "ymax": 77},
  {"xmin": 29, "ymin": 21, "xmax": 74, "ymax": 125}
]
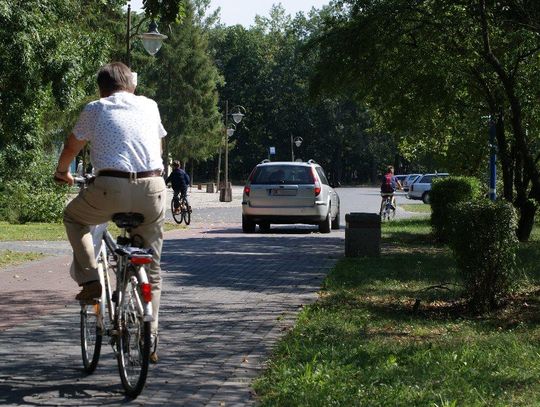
[{"xmin": 0, "ymin": 224, "xmax": 344, "ymax": 406}]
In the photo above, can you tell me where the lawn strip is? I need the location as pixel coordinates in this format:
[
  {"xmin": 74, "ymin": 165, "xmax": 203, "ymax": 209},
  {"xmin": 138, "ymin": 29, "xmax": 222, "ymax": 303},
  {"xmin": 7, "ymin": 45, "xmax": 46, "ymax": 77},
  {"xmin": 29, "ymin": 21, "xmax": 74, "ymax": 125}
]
[
  {"xmin": 254, "ymin": 218, "xmax": 540, "ymax": 406},
  {"xmin": 401, "ymin": 203, "xmax": 431, "ymax": 214},
  {"xmin": 0, "ymin": 221, "xmax": 181, "ymax": 241},
  {"xmin": 0, "ymin": 250, "xmax": 45, "ymax": 269}
]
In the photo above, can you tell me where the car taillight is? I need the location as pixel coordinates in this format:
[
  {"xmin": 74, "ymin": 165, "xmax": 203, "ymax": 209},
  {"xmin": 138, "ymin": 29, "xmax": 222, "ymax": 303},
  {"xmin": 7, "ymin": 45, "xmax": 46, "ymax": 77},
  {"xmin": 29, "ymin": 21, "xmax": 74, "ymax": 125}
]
[
  {"xmin": 311, "ymin": 167, "xmax": 321, "ymax": 197},
  {"xmin": 140, "ymin": 283, "xmax": 152, "ymax": 303},
  {"xmin": 244, "ymin": 186, "xmax": 251, "ymax": 196}
]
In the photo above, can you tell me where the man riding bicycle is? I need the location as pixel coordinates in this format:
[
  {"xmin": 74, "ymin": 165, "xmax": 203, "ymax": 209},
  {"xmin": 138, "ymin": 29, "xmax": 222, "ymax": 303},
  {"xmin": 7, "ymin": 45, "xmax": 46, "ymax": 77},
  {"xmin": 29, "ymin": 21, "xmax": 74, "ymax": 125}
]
[
  {"xmin": 380, "ymin": 165, "xmax": 402, "ymax": 215},
  {"xmin": 54, "ymin": 62, "xmax": 166, "ymax": 363},
  {"xmin": 165, "ymin": 160, "xmax": 191, "ymax": 214}
]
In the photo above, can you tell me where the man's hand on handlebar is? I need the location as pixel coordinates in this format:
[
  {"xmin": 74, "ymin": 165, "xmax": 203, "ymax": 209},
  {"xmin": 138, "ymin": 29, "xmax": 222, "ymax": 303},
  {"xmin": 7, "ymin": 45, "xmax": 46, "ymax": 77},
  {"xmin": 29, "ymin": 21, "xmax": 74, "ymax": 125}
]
[{"xmin": 54, "ymin": 170, "xmax": 74, "ymax": 186}]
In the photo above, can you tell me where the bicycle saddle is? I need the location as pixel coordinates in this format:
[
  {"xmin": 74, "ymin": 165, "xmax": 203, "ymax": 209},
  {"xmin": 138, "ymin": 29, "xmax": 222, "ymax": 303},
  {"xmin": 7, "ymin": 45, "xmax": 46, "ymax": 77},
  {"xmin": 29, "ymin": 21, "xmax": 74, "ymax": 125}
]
[{"xmin": 112, "ymin": 213, "xmax": 145, "ymax": 229}]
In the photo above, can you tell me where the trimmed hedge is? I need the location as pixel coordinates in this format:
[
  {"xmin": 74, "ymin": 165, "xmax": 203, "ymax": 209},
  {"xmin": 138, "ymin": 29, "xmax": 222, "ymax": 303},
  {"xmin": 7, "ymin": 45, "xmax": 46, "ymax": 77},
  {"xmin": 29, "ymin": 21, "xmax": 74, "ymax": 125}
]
[
  {"xmin": 430, "ymin": 176, "xmax": 482, "ymax": 242},
  {"xmin": 449, "ymin": 200, "xmax": 518, "ymax": 312}
]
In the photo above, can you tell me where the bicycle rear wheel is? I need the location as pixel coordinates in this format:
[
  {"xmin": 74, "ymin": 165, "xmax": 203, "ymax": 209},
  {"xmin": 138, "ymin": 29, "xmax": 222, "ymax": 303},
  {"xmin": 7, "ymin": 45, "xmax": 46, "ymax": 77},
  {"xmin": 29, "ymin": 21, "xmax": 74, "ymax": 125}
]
[
  {"xmin": 171, "ymin": 198, "xmax": 182, "ymax": 224},
  {"xmin": 80, "ymin": 302, "xmax": 103, "ymax": 373},
  {"xmin": 117, "ymin": 280, "xmax": 151, "ymax": 398}
]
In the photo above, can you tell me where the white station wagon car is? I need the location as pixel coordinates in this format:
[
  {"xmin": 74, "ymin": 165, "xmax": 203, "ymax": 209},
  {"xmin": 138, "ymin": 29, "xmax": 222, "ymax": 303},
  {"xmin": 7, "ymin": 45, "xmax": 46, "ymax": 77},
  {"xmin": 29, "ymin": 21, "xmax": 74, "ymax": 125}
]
[
  {"xmin": 241, "ymin": 160, "xmax": 340, "ymax": 233},
  {"xmin": 407, "ymin": 173, "xmax": 449, "ymax": 203}
]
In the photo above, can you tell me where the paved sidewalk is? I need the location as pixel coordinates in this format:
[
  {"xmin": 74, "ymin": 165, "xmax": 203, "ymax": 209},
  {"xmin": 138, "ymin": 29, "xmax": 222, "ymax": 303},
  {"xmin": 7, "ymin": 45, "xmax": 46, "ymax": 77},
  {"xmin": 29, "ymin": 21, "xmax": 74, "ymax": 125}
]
[{"xmin": 0, "ymin": 225, "xmax": 344, "ymax": 406}]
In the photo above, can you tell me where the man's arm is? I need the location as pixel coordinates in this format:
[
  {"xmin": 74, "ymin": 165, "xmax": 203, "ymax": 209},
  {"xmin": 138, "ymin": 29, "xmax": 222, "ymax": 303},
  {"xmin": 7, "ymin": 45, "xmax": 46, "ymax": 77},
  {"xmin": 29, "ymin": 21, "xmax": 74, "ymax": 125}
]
[{"xmin": 54, "ymin": 133, "xmax": 87, "ymax": 185}]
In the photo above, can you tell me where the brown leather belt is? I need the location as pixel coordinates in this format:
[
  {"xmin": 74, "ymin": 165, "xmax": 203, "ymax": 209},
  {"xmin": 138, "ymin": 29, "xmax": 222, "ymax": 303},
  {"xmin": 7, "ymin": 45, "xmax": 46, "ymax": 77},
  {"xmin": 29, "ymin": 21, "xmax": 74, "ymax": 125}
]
[{"xmin": 98, "ymin": 169, "xmax": 162, "ymax": 179}]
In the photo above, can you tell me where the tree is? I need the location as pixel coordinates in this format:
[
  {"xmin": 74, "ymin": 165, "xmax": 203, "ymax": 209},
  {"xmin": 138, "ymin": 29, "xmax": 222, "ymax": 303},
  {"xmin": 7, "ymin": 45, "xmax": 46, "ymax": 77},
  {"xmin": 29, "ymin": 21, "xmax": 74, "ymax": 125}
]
[
  {"xmin": 148, "ymin": 0, "xmax": 223, "ymax": 171},
  {"xmin": 307, "ymin": 0, "xmax": 540, "ymax": 240}
]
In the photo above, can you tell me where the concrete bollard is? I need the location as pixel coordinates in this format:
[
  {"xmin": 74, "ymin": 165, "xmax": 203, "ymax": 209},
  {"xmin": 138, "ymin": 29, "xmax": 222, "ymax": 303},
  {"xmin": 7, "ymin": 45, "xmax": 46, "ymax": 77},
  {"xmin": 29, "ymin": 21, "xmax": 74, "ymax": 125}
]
[
  {"xmin": 345, "ymin": 212, "xmax": 381, "ymax": 257},
  {"xmin": 206, "ymin": 183, "xmax": 215, "ymax": 193},
  {"xmin": 197, "ymin": 184, "xmax": 202, "ymax": 190}
]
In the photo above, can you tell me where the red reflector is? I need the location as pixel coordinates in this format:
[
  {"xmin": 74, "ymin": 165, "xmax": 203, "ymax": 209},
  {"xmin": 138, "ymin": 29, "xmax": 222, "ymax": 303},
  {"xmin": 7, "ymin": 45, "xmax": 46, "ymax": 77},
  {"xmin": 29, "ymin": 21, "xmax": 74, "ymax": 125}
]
[
  {"xmin": 130, "ymin": 256, "xmax": 152, "ymax": 265},
  {"xmin": 314, "ymin": 186, "xmax": 321, "ymax": 196},
  {"xmin": 140, "ymin": 283, "xmax": 152, "ymax": 302},
  {"xmin": 244, "ymin": 186, "xmax": 251, "ymax": 196}
]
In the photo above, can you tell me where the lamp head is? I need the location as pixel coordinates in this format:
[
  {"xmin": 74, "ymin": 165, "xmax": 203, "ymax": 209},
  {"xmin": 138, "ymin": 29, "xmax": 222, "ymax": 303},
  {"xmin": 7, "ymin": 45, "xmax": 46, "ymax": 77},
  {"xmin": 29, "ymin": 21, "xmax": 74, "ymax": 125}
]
[{"xmin": 139, "ymin": 21, "xmax": 168, "ymax": 56}]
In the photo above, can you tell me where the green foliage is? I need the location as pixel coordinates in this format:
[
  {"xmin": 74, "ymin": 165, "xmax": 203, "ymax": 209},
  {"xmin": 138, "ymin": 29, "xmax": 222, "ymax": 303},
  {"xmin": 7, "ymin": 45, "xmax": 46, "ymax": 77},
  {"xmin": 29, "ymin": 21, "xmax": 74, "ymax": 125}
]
[
  {"xmin": 0, "ymin": 152, "xmax": 68, "ymax": 224},
  {"xmin": 430, "ymin": 176, "xmax": 482, "ymax": 242},
  {"xmin": 143, "ymin": 0, "xmax": 185, "ymax": 23},
  {"xmin": 147, "ymin": 0, "xmax": 222, "ymax": 166},
  {"xmin": 210, "ymin": 6, "xmax": 381, "ymax": 184},
  {"xmin": 449, "ymin": 201, "xmax": 519, "ymax": 312}
]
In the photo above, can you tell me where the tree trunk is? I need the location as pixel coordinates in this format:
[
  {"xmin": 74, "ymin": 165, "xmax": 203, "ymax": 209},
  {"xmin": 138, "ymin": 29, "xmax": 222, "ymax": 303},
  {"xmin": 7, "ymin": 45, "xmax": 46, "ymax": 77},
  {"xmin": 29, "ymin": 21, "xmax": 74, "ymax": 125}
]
[{"xmin": 516, "ymin": 199, "xmax": 536, "ymax": 242}]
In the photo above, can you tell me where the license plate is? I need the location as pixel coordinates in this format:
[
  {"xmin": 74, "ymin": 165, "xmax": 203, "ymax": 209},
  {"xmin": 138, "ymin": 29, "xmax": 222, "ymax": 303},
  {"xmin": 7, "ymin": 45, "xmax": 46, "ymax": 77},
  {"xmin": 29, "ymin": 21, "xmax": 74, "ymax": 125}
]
[{"xmin": 271, "ymin": 189, "xmax": 297, "ymax": 196}]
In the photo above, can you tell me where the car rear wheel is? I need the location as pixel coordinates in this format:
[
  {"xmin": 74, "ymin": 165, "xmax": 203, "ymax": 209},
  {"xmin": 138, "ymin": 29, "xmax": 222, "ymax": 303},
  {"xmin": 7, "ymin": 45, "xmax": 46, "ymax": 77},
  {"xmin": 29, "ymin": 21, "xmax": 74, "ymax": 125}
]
[
  {"xmin": 331, "ymin": 207, "xmax": 340, "ymax": 230},
  {"xmin": 422, "ymin": 192, "xmax": 431, "ymax": 204},
  {"xmin": 242, "ymin": 216, "xmax": 256, "ymax": 233},
  {"xmin": 319, "ymin": 210, "xmax": 331, "ymax": 234},
  {"xmin": 259, "ymin": 222, "xmax": 270, "ymax": 233}
]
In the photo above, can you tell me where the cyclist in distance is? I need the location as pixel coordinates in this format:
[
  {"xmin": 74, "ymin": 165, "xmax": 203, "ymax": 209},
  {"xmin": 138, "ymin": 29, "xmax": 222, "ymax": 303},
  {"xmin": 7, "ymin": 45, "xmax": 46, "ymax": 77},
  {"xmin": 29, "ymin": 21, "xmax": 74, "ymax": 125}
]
[
  {"xmin": 165, "ymin": 160, "xmax": 191, "ymax": 214},
  {"xmin": 380, "ymin": 165, "xmax": 402, "ymax": 215},
  {"xmin": 53, "ymin": 61, "xmax": 167, "ymax": 363}
]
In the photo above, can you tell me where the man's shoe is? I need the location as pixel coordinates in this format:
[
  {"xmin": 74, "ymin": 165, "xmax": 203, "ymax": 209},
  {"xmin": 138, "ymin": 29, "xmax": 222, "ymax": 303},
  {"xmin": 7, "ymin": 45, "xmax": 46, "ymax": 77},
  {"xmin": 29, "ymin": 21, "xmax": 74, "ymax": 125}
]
[{"xmin": 75, "ymin": 280, "xmax": 102, "ymax": 302}]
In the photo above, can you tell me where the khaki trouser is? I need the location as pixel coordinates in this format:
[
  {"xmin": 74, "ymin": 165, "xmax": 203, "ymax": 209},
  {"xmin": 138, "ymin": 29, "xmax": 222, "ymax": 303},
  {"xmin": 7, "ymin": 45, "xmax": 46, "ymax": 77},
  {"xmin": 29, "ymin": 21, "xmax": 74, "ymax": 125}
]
[{"xmin": 64, "ymin": 175, "xmax": 166, "ymax": 335}]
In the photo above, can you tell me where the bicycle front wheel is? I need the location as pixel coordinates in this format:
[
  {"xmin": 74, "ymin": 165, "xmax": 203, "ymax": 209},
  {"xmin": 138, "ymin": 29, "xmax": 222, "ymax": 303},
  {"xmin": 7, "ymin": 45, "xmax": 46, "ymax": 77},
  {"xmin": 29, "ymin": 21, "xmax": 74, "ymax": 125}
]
[
  {"xmin": 183, "ymin": 205, "xmax": 191, "ymax": 225},
  {"xmin": 80, "ymin": 302, "xmax": 103, "ymax": 373},
  {"xmin": 117, "ymin": 280, "xmax": 151, "ymax": 398}
]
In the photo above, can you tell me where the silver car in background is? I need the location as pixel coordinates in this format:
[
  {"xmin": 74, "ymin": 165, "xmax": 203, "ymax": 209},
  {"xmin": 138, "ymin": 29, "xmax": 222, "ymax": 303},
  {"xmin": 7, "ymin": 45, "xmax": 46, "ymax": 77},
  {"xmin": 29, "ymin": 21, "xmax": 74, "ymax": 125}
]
[
  {"xmin": 402, "ymin": 173, "xmax": 422, "ymax": 192},
  {"xmin": 242, "ymin": 160, "xmax": 340, "ymax": 233},
  {"xmin": 407, "ymin": 172, "xmax": 449, "ymax": 203}
]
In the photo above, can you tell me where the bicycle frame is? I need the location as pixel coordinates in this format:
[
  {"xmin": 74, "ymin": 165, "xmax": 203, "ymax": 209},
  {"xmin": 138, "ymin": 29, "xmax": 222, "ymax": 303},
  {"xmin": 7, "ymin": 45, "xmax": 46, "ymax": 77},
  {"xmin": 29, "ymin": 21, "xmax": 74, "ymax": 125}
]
[{"xmin": 92, "ymin": 224, "xmax": 154, "ymax": 333}]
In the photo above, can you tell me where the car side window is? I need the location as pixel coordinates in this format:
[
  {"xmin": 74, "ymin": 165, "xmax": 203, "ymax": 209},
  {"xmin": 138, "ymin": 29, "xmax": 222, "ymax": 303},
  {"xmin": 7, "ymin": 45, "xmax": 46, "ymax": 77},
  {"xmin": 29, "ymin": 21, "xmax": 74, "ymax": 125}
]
[
  {"xmin": 316, "ymin": 167, "xmax": 329, "ymax": 185},
  {"xmin": 420, "ymin": 175, "xmax": 433, "ymax": 183}
]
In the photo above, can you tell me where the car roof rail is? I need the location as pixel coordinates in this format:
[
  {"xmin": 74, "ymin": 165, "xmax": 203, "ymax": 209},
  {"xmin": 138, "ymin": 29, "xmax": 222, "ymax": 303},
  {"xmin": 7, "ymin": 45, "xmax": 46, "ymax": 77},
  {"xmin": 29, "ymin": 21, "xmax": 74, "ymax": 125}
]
[
  {"xmin": 307, "ymin": 159, "xmax": 317, "ymax": 165},
  {"xmin": 260, "ymin": 159, "xmax": 271, "ymax": 164}
]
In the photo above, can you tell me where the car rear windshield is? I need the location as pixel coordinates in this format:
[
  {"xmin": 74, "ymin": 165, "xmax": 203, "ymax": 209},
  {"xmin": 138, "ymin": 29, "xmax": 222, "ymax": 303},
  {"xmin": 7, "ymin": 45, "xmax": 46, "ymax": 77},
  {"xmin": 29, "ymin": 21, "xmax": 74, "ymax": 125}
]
[{"xmin": 250, "ymin": 165, "xmax": 314, "ymax": 185}]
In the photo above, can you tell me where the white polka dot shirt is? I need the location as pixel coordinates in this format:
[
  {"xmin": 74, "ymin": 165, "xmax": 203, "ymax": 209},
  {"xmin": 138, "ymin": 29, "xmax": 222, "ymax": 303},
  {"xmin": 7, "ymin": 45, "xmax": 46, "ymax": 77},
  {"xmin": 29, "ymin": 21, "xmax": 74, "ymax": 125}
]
[{"xmin": 72, "ymin": 91, "xmax": 167, "ymax": 173}]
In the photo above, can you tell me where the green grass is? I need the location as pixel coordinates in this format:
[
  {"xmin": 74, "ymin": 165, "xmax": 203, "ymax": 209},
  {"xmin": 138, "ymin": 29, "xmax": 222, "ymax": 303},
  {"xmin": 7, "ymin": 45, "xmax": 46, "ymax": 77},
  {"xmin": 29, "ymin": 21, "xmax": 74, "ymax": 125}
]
[
  {"xmin": 0, "ymin": 221, "xmax": 182, "ymax": 241},
  {"xmin": 401, "ymin": 203, "xmax": 432, "ymax": 213},
  {"xmin": 254, "ymin": 218, "xmax": 540, "ymax": 406},
  {"xmin": 0, "ymin": 250, "xmax": 45, "ymax": 268}
]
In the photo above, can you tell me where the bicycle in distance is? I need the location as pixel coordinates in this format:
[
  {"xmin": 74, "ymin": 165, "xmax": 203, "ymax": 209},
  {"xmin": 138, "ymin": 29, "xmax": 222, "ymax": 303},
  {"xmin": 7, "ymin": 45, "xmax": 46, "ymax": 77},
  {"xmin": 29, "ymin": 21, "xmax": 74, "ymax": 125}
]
[
  {"xmin": 380, "ymin": 195, "xmax": 396, "ymax": 221},
  {"xmin": 171, "ymin": 194, "xmax": 191, "ymax": 225},
  {"xmin": 73, "ymin": 175, "xmax": 154, "ymax": 398}
]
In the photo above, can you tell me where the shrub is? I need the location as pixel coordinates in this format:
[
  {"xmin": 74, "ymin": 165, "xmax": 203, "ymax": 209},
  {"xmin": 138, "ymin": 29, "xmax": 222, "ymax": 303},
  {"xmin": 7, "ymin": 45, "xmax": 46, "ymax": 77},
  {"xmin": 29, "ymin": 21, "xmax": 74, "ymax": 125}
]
[
  {"xmin": 0, "ymin": 153, "xmax": 68, "ymax": 223},
  {"xmin": 430, "ymin": 176, "xmax": 482, "ymax": 242},
  {"xmin": 449, "ymin": 200, "xmax": 518, "ymax": 312}
]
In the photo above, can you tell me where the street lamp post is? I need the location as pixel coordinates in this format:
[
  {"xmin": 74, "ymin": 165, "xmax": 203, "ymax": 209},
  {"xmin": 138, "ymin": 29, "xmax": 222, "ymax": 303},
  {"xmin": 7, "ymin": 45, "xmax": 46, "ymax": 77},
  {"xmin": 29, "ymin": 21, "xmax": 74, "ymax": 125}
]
[
  {"xmin": 219, "ymin": 102, "xmax": 246, "ymax": 202},
  {"xmin": 488, "ymin": 117, "xmax": 497, "ymax": 201}
]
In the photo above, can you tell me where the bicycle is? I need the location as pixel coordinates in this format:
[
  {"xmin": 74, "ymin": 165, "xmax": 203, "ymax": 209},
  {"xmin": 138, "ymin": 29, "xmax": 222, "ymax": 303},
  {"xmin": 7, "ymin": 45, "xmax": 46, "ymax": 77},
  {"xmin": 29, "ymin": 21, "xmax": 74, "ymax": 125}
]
[
  {"xmin": 171, "ymin": 194, "xmax": 191, "ymax": 225},
  {"xmin": 380, "ymin": 194, "xmax": 396, "ymax": 221},
  {"xmin": 74, "ymin": 176, "xmax": 154, "ymax": 398}
]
